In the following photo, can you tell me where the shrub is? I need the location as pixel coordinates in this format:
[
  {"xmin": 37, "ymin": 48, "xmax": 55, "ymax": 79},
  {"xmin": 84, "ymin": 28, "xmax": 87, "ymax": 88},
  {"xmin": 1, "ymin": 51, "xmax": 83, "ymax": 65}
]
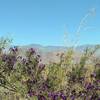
[{"xmin": 0, "ymin": 38, "xmax": 100, "ymax": 100}]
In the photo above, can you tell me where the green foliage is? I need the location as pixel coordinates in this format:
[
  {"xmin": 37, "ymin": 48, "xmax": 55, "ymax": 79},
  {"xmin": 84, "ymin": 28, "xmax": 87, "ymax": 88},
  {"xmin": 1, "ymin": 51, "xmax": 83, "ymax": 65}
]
[{"xmin": 0, "ymin": 37, "xmax": 100, "ymax": 99}]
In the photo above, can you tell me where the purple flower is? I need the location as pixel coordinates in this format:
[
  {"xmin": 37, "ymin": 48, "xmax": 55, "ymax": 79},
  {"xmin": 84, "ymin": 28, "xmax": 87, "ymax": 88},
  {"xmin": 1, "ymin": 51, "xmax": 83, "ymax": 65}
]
[
  {"xmin": 70, "ymin": 95, "xmax": 75, "ymax": 100},
  {"xmin": 28, "ymin": 90, "xmax": 34, "ymax": 97},
  {"xmin": 60, "ymin": 94, "xmax": 67, "ymax": 100},
  {"xmin": 96, "ymin": 80, "xmax": 100, "ymax": 83},
  {"xmin": 53, "ymin": 94, "xmax": 59, "ymax": 100},
  {"xmin": 37, "ymin": 95, "xmax": 46, "ymax": 100},
  {"xmin": 41, "ymin": 83, "xmax": 50, "ymax": 91},
  {"xmin": 14, "ymin": 46, "xmax": 18, "ymax": 52},
  {"xmin": 29, "ymin": 48, "xmax": 35, "ymax": 55},
  {"xmin": 26, "ymin": 79, "xmax": 36, "ymax": 86},
  {"xmin": 52, "ymin": 94, "xmax": 59, "ymax": 100},
  {"xmin": 38, "ymin": 63, "xmax": 45, "ymax": 71},
  {"xmin": 2, "ymin": 54, "xmax": 17, "ymax": 69},
  {"xmin": 85, "ymin": 83, "xmax": 94, "ymax": 90},
  {"xmin": 9, "ymin": 46, "xmax": 18, "ymax": 53},
  {"xmin": 48, "ymin": 92, "xmax": 53, "ymax": 97},
  {"xmin": 48, "ymin": 92, "xmax": 59, "ymax": 100}
]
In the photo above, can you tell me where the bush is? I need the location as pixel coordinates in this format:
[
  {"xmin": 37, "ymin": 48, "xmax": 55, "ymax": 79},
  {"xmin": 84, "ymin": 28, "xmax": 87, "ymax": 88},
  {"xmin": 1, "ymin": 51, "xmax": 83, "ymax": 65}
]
[{"xmin": 0, "ymin": 38, "xmax": 100, "ymax": 100}]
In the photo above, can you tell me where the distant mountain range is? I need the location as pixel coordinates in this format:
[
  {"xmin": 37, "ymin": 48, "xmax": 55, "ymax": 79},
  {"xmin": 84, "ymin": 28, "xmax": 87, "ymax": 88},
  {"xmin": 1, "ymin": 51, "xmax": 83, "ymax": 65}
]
[
  {"xmin": 18, "ymin": 44, "xmax": 100, "ymax": 63},
  {"xmin": 19, "ymin": 44, "xmax": 100, "ymax": 51}
]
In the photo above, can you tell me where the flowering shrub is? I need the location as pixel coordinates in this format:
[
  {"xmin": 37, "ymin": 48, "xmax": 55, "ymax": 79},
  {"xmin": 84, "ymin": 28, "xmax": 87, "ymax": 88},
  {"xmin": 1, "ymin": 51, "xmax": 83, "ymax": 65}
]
[{"xmin": 0, "ymin": 39, "xmax": 100, "ymax": 100}]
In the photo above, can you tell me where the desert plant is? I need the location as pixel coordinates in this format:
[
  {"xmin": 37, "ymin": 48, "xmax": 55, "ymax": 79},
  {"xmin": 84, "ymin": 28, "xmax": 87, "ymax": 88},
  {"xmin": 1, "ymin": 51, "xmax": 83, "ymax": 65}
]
[{"xmin": 0, "ymin": 38, "xmax": 100, "ymax": 100}]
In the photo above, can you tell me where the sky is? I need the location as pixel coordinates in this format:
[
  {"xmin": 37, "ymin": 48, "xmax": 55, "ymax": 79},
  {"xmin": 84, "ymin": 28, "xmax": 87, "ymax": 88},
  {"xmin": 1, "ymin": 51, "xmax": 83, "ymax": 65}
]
[{"xmin": 0, "ymin": 0, "xmax": 100, "ymax": 46}]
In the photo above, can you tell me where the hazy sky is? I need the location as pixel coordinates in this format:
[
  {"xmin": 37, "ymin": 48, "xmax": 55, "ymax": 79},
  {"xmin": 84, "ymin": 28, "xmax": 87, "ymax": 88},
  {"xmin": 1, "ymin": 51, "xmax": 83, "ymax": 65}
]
[{"xmin": 0, "ymin": 0, "xmax": 100, "ymax": 46}]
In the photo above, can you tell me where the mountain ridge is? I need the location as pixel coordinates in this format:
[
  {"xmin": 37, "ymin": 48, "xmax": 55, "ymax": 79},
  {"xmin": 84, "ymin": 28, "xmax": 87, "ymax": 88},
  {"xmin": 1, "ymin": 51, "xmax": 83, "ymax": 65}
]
[{"xmin": 17, "ymin": 44, "xmax": 100, "ymax": 63}]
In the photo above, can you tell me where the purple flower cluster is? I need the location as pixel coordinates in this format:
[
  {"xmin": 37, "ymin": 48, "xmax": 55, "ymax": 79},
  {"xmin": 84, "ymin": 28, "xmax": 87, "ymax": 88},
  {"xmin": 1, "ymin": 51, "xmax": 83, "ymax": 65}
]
[
  {"xmin": 85, "ymin": 82, "xmax": 94, "ymax": 90},
  {"xmin": 37, "ymin": 95, "xmax": 46, "ymax": 100},
  {"xmin": 48, "ymin": 92, "xmax": 67, "ymax": 100},
  {"xmin": 1, "ymin": 54, "xmax": 17, "ymax": 70},
  {"xmin": 10, "ymin": 46, "xmax": 18, "ymax": 54},
  {"xmin": 28, "ymin": 48, "xmax": 36, "ymax": 56}
]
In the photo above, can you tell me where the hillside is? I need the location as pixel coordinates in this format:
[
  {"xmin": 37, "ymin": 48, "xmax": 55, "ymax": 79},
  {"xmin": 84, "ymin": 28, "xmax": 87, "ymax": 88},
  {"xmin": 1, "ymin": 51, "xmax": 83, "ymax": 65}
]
[{"xmin": 17, "ymin": 44, "xmax": 100, "ymax": 63}]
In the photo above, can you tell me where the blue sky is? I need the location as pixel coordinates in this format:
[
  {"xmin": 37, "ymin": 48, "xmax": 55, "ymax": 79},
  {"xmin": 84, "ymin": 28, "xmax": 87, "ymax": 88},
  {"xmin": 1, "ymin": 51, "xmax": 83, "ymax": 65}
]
[{"xmin": 0, "ymin": 0, "xmax": 100, "ymax": 46}]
